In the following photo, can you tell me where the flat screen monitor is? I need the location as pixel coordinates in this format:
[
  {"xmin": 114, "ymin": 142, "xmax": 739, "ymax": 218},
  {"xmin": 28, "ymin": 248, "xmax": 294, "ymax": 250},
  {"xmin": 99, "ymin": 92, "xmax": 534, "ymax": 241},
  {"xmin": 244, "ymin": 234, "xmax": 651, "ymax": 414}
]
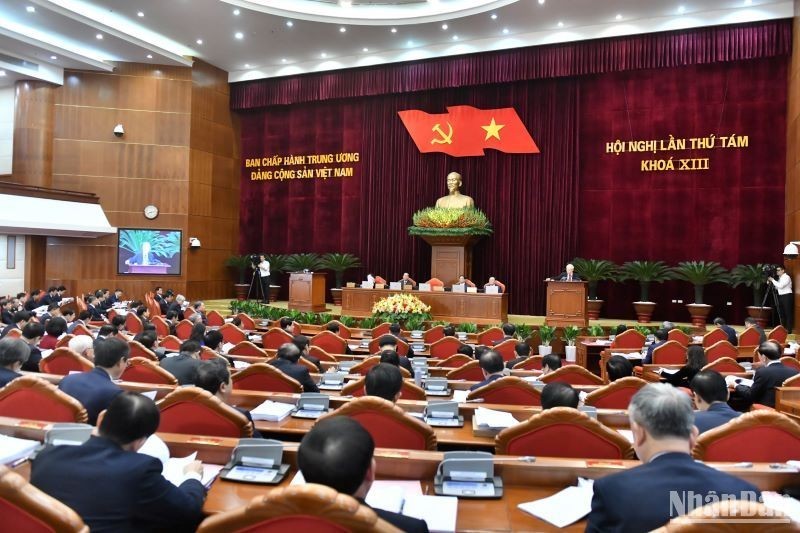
[{"xmin": 117, "ymin": 228, "xmax": 182, "ymax": 275}]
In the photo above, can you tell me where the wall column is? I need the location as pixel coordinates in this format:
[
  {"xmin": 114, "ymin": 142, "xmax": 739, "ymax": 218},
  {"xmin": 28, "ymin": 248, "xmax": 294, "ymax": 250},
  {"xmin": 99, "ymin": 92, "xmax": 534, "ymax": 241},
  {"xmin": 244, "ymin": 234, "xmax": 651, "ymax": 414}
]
[{"xmin": 12, "ymin": 80, "xmax": 55, "ymax": 188}]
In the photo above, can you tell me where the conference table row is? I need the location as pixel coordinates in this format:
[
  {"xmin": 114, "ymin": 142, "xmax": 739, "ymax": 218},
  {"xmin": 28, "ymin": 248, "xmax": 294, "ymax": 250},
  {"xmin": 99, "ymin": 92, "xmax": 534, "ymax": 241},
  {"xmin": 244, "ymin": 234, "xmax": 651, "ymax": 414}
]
[{"xmin": 3, "ymin": 417, "xmax": 798, "ymax": 532}]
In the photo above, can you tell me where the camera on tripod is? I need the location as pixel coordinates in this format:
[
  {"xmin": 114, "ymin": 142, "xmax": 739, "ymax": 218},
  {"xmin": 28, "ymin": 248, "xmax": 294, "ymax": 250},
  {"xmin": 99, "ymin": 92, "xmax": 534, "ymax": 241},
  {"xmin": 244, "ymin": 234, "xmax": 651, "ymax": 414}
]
[
  {"xmin": 249, "ymin": 254, "xmax": 260, "ymax": 267},
  {"xmin": 762, "ymin": 264, "xmax": 779, "ymax": 279}
]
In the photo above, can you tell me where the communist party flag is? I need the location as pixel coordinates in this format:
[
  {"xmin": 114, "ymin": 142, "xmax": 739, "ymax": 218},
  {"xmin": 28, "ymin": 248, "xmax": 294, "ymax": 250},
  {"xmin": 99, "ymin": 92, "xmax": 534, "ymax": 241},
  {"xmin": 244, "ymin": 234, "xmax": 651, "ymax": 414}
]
[{"xmin": 397, "ymin": 105, "xmax": 539, "ymax": 157}]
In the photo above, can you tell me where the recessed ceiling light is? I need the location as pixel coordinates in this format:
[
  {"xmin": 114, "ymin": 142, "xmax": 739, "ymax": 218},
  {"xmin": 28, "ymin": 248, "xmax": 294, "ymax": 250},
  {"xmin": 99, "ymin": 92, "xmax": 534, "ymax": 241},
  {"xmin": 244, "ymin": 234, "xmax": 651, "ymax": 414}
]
[
  {"xmin": 339, "ymin": 27, "xmax": 346, "ymax": 33},
  {"xmin": 557, "ymin": 21, "xmax": 564, "ymax": 27},
  {"xmin": 234, "ymin": 32, "xmax": 244, "ymax": 39},
  {"xmin": 147, "ymin": 54, "xmax": 153, "ymax": 59},
  {"xmin": 490, "ymin": 13, "xmax": 497, "ymax": 20},
  {"xmin": 321, "ymin": 52, "xmax": 327, "ymax": 58},
  {"xmin": 502, "ymin": 28, "xmax": 509, "ymax": 34},
  {"xmin": 340, "ymin": 0, "xmax": 352, "ymax": 6},
  {"xmin": 26, "ymin": 6, "xmax": 35, "ymax": 13},
  {"xmin": 407, "ymin": 40, "xmax": 414, "ymax": 46},
  {"xmin": 615, "ymin": 14, "xmax": 623, "ymax": 20},
  {"xmin": 137, "ymin": 11, "xmax": 144, "ymax": 17},
  {"xmin": 452, "ymin": 35, "xmax": 458, "ymax": 41},
  {"xmin": 286, "ymin": 20, "xmax": 294, "ymax": 27},
  {"xmin": 196, "ymin": 39, "xmax": 203, "ymax": 45},
  {"xmin": 390, "ymin": 28, "xmax": 397, "ymax": 33},
  {"xmin": 96, "ymin": 33, "xmax": 103, "ymax": 40},
  {"xmin": 50, "ymin": 55, "xmax": 57, "ymax": 60},
  {"xmin": 677, "ymin": 5, "xmax": 686, "ymax": 13},
  {"xmin": 744, "ymin": 0, "xmax": 752, "ymax": 4},
  {"xmin": 233, "ymin": 9, "xmax": 240, "ymax": 15},
  {"xmin": 442, "ymin": 24, "xmax": 448, "ymax": 30},
  {"xmin": 0, "ymin": 70, "xmax": 5, "ymax": 77},
  {"xmin": 281, "ymin": 58, "xmax": 287, "ymax": 63},
  {"xmin": 362, "ymin": 47, "xmax": 369, "ymax": 52},
  {"xmin": 538, "ymin": 0, "xmax": 545, "ymax": 4}
]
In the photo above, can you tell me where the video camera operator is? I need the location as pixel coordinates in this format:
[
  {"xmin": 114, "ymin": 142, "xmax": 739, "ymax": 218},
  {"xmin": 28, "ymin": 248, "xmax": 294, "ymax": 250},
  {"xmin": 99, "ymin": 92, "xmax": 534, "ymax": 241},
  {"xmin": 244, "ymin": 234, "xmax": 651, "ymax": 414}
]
[
  {"xmin": 768, "ymin": 265, "xmax": 793, "ymax": 333},
  {"xmin": 255, "ymin": 254, "xmax": 270, "ymax": 304}
]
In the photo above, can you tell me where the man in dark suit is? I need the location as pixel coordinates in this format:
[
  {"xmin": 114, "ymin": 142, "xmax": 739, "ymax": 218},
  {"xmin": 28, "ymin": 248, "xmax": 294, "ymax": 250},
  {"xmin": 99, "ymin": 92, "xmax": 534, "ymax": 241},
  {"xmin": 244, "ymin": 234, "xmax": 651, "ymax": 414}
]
[
  {"xmin": 505, "ymin": 342, "xmax": 531, "ymax": 369},
  {"xmin": 365, "ymin": 362, "xmax": 404, "ymax": 402},
  {"xmin": 194, "ymin": 359, "xmax": 262, "ymax": 438},
  {"xmin": 106, "ymin": 288, "xmax": 123, "ymax": 307},
  {"xmin": 159, "ymin": 290, "xmax": 173, "ymax": 315},
  {"xmin": 0, "ymin": 310, "xmax": 30, "ymax": 338},
  {"xmin": 58, "ymin": 337, "xmax": 127, "ymax": 424},
  {"xmin": 712, "ymin": 317, "xmax": 738, "ymax": 346},
  {"xmin": 298, "ymin": 417, "xmax": 429, "ymax": 533},
  {"xmin": 388, "ymin": 323, "xmax": 416, "ymax": 358},
  {"xmin": 38, "ymin": 286, "xmax": 58, "ymax": 307},
  {"xmin": 270, "ymin": 343, "xmax": 320, "ymax": 392},
  {"xmin": 20, "ymin": 322, "xmax": 44, "ymax": 372},
  {"xmin": 85, "ymin": 295, "xmax": 105, "ymax": 321},
  {"xmin": 541, "ymin": 382, "xmax": 579, "ymax": 409},
  {"xmin": 540, "ymin": 353, "xmax": 562, "ymax": 376},
  {"xmin": 468, "ymin": 350, "xmax": 505, "ymax": 391},
  {"xmin": 734, "ymin": 341, "xmax": 799, "ymax": 407},
  {"xmin": 376, "ymin": 336, "xmax": 414, "ymax": 376},
  {"xmin": 586, "ymin": 383, "xmax": 760, "ymax": 533},
  {"xmin": 292, "ymin": 335, "xmax": 323, "ymax": 372},
  {"xmin": 643, "ymin": 327, "xmax": 669, "ymax": 364},
  {"xmin": 492, "ymin": 323, "xmax": 516, "ymax": 346},
  {"xmin": 554, "ymin": 263, "xmax": 582, "ymax": 282},
  {"xmin": 31, "ymin": 392, "xmax": 206, "ymax": 532},
  {"xmin": 691, "ymin": 370, "xmax": 741, "ymax": 434},
  {"xmin": 1, "ymin": 298, "xmax": 15, "ymax": 325},
  {"xmin": 744, "ymin": 317, "xmax": 767, "ymax": 344},
  {"xmin": 192, "ymin": 301, "xmax": 208, "ymax": 325},
  {"xmin": 0, "ymin": 337, "xmax": 30, "ymax": 387},
  {"xmin": 160, "ymin": 340, "xmax": 202, "ymax": 385},
  {"xmin": 167, "ymin": 294, "xmax": 185, "ymax": 321}
]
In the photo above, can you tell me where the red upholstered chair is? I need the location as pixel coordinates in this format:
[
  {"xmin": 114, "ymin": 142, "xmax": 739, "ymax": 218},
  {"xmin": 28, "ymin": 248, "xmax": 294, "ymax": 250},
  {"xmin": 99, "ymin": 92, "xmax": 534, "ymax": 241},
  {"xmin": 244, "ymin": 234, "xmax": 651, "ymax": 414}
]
[
  {"xmin": 274, "ymin": 319, "xmax": 301, "ymax": 336},
  {"xmin": 228, "ymin": 341, "xmax": 268, "ymax": 358},
  {"xmin": 183, "ymin": 307, "xmax": 195, "ymax": 320},
  {"xmin": 371, "ymin": 323, "xmax": 391, "ymax": 338},
  {"xmin": 428, "ymin": 336, "xmax": 465, "ymax": 359},
  {"xmin": 3, "ymin": 328, "xmax": 21, "ymax": 339},
  {"xmin": 738, "ymin": 327, "xmax": 762, "ymax": 348},
  {"xmin": 236, "ymin": 313, "xmax": 257, "ymax": 331},
  {"xmin": 701, "ymin": 357, "xmax": 745, "ymax": 373},
  {"xmin": 704, "ymin": 340, "xmax": 738, "ymax": 363},
  {"xmin": 219, "ymin": 323, "xmax": 247, "ymax": 344},
  {"xmin": 107, "ymin": 309, "xmax": 117, "ymax": 321},
  {"xmin": 322, "ymin": 396, "xmax": 437, "ymax": 450},
  {"xmin": 495, "ymin": 407, "xmax": 634, "ymax": 458},
  {"xmin": 296, "ymin": 356, "xmax": 318, "ymax": 372},
  {"xmin": 200, "ymin": 347, "xmax": 229, "ymax": 363},
  {"xmin": 121, "ymin": 357, "xmax": 178, "ymax": 385},
  {"xmin": 160, "ymin": 335, "xmax": 182, "ymax": 351},
  {"xmin": 374, "ymin": 276, "xmax": 387, "ymax": 285},
  {"xmin": 512, "ymin": 356, "xmax": 543, "ymax": 371},
  {"xmin": 610, "ymin": 329, "xmax": 645, "ymax": 350},
  {"xmin": 692, "ymin": 410, "xmax": 800, "ymax": 462},
  {"xmin": 702, "ymin": 328, "xmax": 728, "ymax": 348},
  {"xmin": 782, "ymin": 373, "xmax": 800, "ymax": 387},
  {"xmin": 307, "ymin": 345, "xmax": 339, "ymax": 363},
  {"xmin": 197, "ymin": 484, "xmax": 401, "ymax": 533},
  {"xmin": 780, "ymin": 356, "xmax": 800, "ymax": 372},
  {"xmin": 55, "ymin": 334, "xmax": 74, "ymax": 348},
  {"xmin": 349, "ymin": 356, "xmax": 382, "ymax": 376},
  {"xmin": 651, "ymin": 340, "xmax": 687, "ymax": 365},
  {"xmin": 310, "ymin": 330, "xmax": 348, "ymax": 354},
  {"xmin": 128, "ymin": 340, "xmax": 158, "ymax": 361},
  {"xmin": 232, "ymin": 363, "xmax": 303, "ymax": 393},
  {"xmin": 466, "ymin": 376, "xmax": 542, "ymax": 406},
  {"xmin": 324, "ymin": 320, "xmax": 352, "ymax": 339},
  {"xmin": 71, "ymin": 324, "xmax": 94, "ymax": 337},
  {"xmin": 151, "ymin": 315, "xmax": 171, "ymax": 338},
  {"xmin": 446, "ymin": 360, "xmax": 485, "ymax": 381},
  {"xmin": 157, "ymin": 386, "xmax": 253, "ymax": 438},
  {"xmin": 768, "ymin": 325, "xmax": 789, "ymax": 345},
  {"xmin": 262, "ymin": 328, "xmax": 294, "ymax": 350},
  {"xmin": 0, "ymin": 465, "xmax": 89, "ymax": 533},
  {"xmin": 175, "ymin": 319, "xmax": 194, "ymax": 340},
  {"xmin": 540, "ymin": 365, "xmax": 604, "ymax": 385},
  {"xmin": 341, "ymin": 376, "xmax": 426, "ymax": 401},
  {"xmin": 39, "ymin": 348, "xmax": 95, "ymax": 375},
  {"xmin": 433, "ymin": 354, "xmax": 474, "ymax": 368},
  {"xmin": 207, "ymin": 310, "xmax": 225, "ymax": 327},
  {"xmin": 477, "ymin": 327, "xmax": 504, "ymax": 346},
  {"xmin": 426, "ymin": 278, "xmax": 444, "ymax": 288},
  {"xmin": 493, "ymin": 339, "xmax": 518, "ymax": 362},
  {"xmin": 368, "ymin": 336, "xmax": 409, "ymax": 357},
  {"xmin": 423, "ymin": 325, "xmax": 445, "ymax": 344},
  {"xmin": 125, "ymin": 312, "xmax": 143, "ymax": 335},
  {"xmin": 584, "ymin": 377, "xmax": 648, "ymax": 409},
  {"xmin": 0, "ymin": 376, "xmax": 88, "ymax": 423},
  {"xmin": 667, "ymin": 328, "xmax": 691, "ymax": 347},
  {"xmin": 657, "ymin": 500, "xmax": 793, "ymax": 532}
]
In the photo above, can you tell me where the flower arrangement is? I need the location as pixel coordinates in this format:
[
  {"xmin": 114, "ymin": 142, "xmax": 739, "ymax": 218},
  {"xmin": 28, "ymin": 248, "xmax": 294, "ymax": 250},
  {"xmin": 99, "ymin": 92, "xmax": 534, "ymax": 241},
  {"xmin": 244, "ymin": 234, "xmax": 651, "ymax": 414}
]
[
  {"xmin": 408, "ymin": 207, "xmax": 493, "ymax": 237},
  {"xmin": 372, "ymin": 293, "xmax": 432, "ymax": 324}
]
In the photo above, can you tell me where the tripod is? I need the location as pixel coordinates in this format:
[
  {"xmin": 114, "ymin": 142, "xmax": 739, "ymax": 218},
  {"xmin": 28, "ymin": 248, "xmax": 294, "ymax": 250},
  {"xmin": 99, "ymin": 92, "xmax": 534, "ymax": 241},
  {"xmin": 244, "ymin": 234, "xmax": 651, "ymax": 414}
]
[
  {"xmin": 246, "ymin": 263, "xmax": 266, "ymax": 303},
  {"xmin": 760, "ymin": 278, "xmax": 782, "ymax": 328}
]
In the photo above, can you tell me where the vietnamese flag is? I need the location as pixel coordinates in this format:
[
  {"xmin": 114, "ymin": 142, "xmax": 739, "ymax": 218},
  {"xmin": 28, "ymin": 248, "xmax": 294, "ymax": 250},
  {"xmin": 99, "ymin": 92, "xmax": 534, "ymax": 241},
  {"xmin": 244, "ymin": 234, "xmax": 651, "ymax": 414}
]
[{"xmin": 398, "ymin": 105, "xmax": 539, "ymax": 157}]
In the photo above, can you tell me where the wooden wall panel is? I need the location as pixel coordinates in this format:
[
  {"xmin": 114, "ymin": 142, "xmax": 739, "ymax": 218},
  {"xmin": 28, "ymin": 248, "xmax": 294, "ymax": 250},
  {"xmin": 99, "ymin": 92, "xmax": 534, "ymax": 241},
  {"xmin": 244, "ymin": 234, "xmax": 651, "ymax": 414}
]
[
  {"xmin": 52, "ymin": 141, "xmax": 189, "ymax": 180},
  {"xmin": 786, "ymin": 2, "xmax": 800, "ymax": 331},
  {"xmin": 12, "ymin": 81, "xmax": 55, "ymax": 188},
  {"xmin": 54, "ymin": 105, "xmax": 191, "ymax": 146}
]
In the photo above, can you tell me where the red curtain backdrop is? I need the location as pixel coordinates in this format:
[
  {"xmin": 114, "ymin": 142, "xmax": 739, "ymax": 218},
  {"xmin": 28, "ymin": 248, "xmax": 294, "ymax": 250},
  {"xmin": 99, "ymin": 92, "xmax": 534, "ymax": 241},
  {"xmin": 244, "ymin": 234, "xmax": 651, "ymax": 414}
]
[{"xmin": 236, "ymin": 21, "xmax": 789, "ymax": 320}]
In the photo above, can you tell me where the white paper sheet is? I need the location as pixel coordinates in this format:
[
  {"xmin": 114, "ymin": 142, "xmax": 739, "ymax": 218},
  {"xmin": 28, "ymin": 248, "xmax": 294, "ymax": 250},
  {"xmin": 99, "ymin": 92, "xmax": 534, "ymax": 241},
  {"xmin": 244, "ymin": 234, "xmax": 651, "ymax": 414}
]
[
  {"xmin": 659, "ymin": 368, "xmax": 680, "ymax": 375},
  {"xmin": 249, "ymin": 400, "xmax": 295, "ymax": 421},
  {"xmin": 762, "ymin": 491, "xmax": 800, "ymax": 523},
  {"xmin": 517, "ymin": 478, "xmax": 594, "ymax": 528},
  {"xmin": 452, "ymin": 390, "xmax": 469, "ymax": 403},
  {"xmin": 233, "ymin": 360, "xmax": 251, "ymax": 370},
  {"xmin": 163, "ymin": 452, "xmax": 198, "ymax": 486},
  {"xmin": 402, "ymin": 494, "xmax": 458, "ymax": 533},
  {"xmin": 140, "ymin": 390, "xmax": 158, "ymax": 400},
  {"xmin": 725, "ymin": 375, "xmax": 754, "ymax": 388},
  {"xmin": 221, "ymin": 342, "xmax": 235, "ymax": 354},
  {"xmin": 0, "ymin": 435, "xmax": 39, "ymax": 465},
  {"xmin": 366, "ymin": 480, "xmax": 424, "ymax": 513},
  {"xmin": 616, "ymin": 429, "xmax": 634, "ymax": 443},
  {"xmin": 474, "ymin": 407, "xmax": 518, "ymax": 429}
]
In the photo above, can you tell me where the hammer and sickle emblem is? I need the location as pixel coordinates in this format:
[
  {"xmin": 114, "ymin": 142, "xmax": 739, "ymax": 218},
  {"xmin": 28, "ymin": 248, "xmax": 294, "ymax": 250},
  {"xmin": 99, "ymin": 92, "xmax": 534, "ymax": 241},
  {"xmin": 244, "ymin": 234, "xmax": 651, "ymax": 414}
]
[{"xmin": 431, "ymin": 122, "xmax": 453, "ymax": 145}]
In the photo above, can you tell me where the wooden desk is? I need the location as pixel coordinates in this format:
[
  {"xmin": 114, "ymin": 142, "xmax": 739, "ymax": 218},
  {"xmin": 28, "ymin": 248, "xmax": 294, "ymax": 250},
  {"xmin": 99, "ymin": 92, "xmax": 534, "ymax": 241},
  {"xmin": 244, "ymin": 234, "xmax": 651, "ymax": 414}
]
[
  {"xmin": 776, "ymin": 387, "xmax": 800, "ymax": 423},
  {"xmin": 341, "ymin": 288, "xmax": 508, "ymax": 325}
]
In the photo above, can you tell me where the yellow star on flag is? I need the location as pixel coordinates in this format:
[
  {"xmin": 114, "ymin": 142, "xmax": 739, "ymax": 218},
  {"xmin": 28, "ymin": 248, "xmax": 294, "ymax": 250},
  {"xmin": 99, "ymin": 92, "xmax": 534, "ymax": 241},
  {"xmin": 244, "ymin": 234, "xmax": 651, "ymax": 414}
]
[{"xmin": 481, "ymin": 118, "xmax": 505, "ymax": 141}]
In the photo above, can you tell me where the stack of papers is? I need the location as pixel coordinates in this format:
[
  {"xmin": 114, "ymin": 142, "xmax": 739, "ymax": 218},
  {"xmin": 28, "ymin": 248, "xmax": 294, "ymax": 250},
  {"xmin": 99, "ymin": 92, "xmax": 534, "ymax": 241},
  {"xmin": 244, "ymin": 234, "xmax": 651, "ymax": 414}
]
[
  {"xmin": 725, "ymin": 375, "xmax": 754, "ymax": 388},
  {"xmin": 762, "ymin": 491, "xmax": 800, "ymax": 523},
  {"xmin": 250, "ymin": 400, "xmax": 295, "ymax": 422},
  {"xmin": 452, "ymin": 390, "xmax": 469, "ymax": 403},
  {"xmin": 474, "ymin": 407, "xmax": 518, "ymax": 429},
  {"xmin": 233, "ymin": 360, "xmax": 251, "ymax": 370},
  {"xmin": 611, "ymin": 352, "xmax": 642, "ymax": 360},
  {"xmin": 518, "ymin": 478, "xmax": 594, "ymax": 528},
  {"xmin": 221, "ymin": 342, "xmax": 235, "ymax": 354},
  {"xmin": 163, "ymin": 452, "xmax": 221, "ymax": 488},
  {"xmin": 0, "ymin": 435, "xmax": 39, "ymax": 465},
  {"xmin": 366, "ymin": 480, "xmax": 424, "ymax": 513}
]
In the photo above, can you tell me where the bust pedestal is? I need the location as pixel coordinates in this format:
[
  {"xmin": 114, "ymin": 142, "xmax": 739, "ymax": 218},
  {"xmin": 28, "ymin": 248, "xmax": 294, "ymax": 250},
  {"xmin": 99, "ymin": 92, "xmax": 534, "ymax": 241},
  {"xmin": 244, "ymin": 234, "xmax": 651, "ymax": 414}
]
[{"xmin": 419, "ymin": 235, "xmax": 482, "ymax": 286}]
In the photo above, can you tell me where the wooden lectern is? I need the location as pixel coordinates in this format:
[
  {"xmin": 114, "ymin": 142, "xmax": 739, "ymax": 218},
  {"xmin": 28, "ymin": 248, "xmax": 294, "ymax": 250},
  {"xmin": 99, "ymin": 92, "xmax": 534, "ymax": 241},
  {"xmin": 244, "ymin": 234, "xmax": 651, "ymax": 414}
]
[
  {"xmin": 420, "ymin": 235, "xmax": 480, "ymax": 286},
  {"xmin": 545, "ymin": 281, "xmax": 588, "ymax": 327},
  {"xmin": 288, "ymin": 272, "xmax": 327, "ymax": 312}
]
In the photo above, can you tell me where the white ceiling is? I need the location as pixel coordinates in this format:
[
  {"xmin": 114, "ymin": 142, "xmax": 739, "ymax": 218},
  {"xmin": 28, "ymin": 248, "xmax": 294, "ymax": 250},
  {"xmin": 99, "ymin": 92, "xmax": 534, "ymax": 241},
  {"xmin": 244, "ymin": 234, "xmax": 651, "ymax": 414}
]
[{"xmin": 0, "ymin": 0, "xmax": 792, "ymax": 88}]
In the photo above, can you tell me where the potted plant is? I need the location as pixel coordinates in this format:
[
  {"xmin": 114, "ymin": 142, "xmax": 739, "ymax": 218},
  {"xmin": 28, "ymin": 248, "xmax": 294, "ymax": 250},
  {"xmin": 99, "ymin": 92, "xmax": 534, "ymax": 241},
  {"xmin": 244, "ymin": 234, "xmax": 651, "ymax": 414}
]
[
  {"xmin": 359, "ymin": 316, "xmax": 378, "ymax": 329},
  {"xmin": 619, "ymin": 260, "xmax": 673, "ymax": 323},
  {"xmin": 263, "ymin": 254, "xmax": 289, "ymax": 302},
  {"xmin": 671, "ymin": 261, "xmax": 729, "ymax": 328},
  {"xmin": 515, "ymin": 324, "xmax": 533, "ymax": 342},
  {"xmin": 456, "ymin": 322, "xmax": 478, "ymax": 341},
  {"xmin": 405, "ymin": 315, "xmax": 426, "ymax": 336},
  {"xmin": 338, "ymin": 315, "xmax": 358, "ymax": 328},
  {"xmin": 562, "ymin": 326, "xmax": 581, "ymax": 362},
  {"xmin": 225, "ymin": 255, "xmax": 253, "ymax": 301},
  {"xmin": 572, "ymin": 258, "xmax": 618, "ymax": 320},
  {"xmin": 320, "ymin": 253, "xmax": 362, "ymax": 306},
  {"xmin": 731, "ymin": 264, "xmax": 772, "ymax": 328},
  {"xmin": 538, "ymin": 325, "xmax": 556, "ymax": 355},
  {"xmin": 587, "ymin": 324, "xmax": 605, "ymax": 339},
  {"xmin": 285, "ymin": 253, "xmax": 323, "ymax": 273}
]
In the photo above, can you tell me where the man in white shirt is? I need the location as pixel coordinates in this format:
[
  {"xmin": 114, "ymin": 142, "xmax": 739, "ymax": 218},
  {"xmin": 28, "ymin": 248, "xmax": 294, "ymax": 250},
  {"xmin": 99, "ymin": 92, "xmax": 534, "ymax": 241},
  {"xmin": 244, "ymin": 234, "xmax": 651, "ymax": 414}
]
[
  {"xmin": 257, "ymin": 254, "xmax": 270, "ymax": 303},
  {"xmin": 770, "ymin": 266, "xmax": 793, "ymax": 332}
]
